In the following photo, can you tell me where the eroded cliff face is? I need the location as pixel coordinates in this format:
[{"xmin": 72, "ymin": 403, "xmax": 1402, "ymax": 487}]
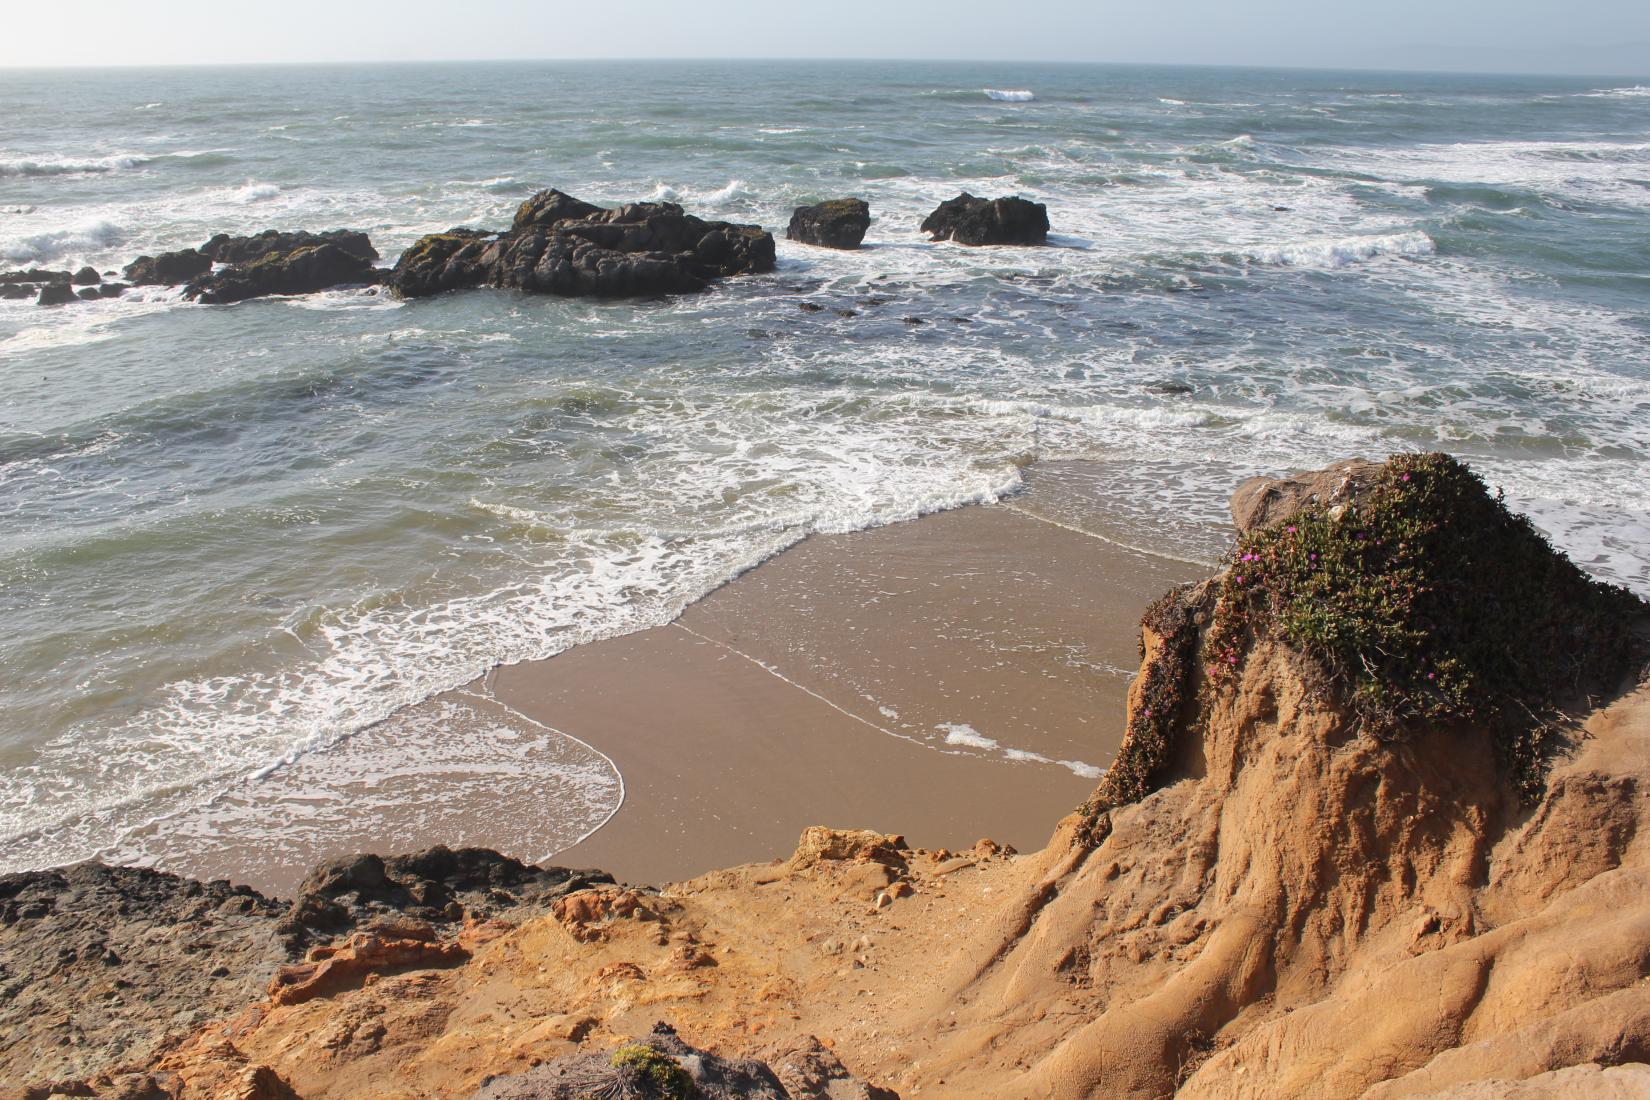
[{"xmin": 8, "ymin": 455, "xmax": 1648, "ymax": 1100}]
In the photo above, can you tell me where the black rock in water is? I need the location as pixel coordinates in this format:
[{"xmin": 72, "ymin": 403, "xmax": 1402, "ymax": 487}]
[
  {"xmin": 388, "ymin": 188, "xmax": 776, "ymax": 300},
  {"xmin": 920, "ymin": 192, "xmax": 1049, "ymax": 246},
  {"xmin": 787, "ymin": 198, "xmax": 871, "ymax": 249},
  {"xmin": 184, "ymin": 242, "xmax": 380, "ymax": 304},
  {"xmin": 36, "ymin": 283, "xmax": 78, "ymax": 306},
  {"xmin": 123, "ymin": 248, "xmax": 212, "ymax": 286},
  {"xmin": 382, "ymin": 228, "xmax": 497, "ymax": 298},
  {"xmin": 200, "ymin": 228, "xmax": 379, "ymax": 265},
  {"xmin": 70, "ymin": 265, "xmax": 101, "ymax": 286},
  {"xmin": 2, "ymin": 268, "xmax": 70, "ymax": 285},
  {"xmin": 75, "ymin": 287, "xmax": 100, "ymax": 301}
]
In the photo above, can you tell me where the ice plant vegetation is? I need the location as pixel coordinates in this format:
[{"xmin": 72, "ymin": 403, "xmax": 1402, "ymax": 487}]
[{"xmin": 1204, "ymin": 453, "xmax": 1646, "ymax": 796}]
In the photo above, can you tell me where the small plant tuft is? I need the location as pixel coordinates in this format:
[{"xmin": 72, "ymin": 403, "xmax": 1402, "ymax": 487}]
[{"xmin": 607, "ymin": 1043, "xmax": 698, "ymax": 1099}]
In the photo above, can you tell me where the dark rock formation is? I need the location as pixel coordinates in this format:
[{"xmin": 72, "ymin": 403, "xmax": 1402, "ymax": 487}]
[
  {"xmin": 0, "ymin": 863, "xmax": 289, "ymax": 1084},
  {"xmin": 200, "ymin": 228, "xmax": 379, "ymax": 265},
  {"xmin": 97, "ymin": 283, "xmax": 128, "ymax": 299},
  {"xmin": 920, "ymin": 192, "xmax": 1049, "ymax": 246},
  {"xmin": 71, "ymin": 265, "xmax": 101, "ymax": 286},
  {"xmin": 475, "ymin": 1021, "xmax": 793, "ymax": 1099},
  {"xmin": 36, "ymin": 283, "xmax": 78, "ymax": 306},
  {"xmin": 1, "ymin": 847, "xmax": 614, "ymax": 1091},
  {"xmin": 381, "ymin": 228, "xmax": 497, "ymax": 298},
  {"xmin": 275, "ymin": 846, "xmax": 614, "ymax": 942},
  {"xmin": 75, "ymin": 287, "xmax": 100, "ymax": 301},
  {"xmin": 1, "ymin": 268, "xmax": 70, "ymax": 285},
  {"xmin": 184, "ymin": 242, "xmax": 380, "ymax": 305},
  {"xmin": 388, "ymin": 188, "xmax": 776, "ymax": 300},
  {"xmin": 787, "ymin": 198, "xmax": 871, "ymax": 250},
  {"xmin": 0, "ymin": 284, "xmax": 33, "ymax": 300},
  {"xmin": 123, "ymin": 249, "xmax": 211, "ymax": 286}
]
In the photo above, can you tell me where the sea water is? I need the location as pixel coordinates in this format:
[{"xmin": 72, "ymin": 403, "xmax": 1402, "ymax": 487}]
[{"xmin": 2, "ymin": 60, "xmax": 1647, "ymax": 877}]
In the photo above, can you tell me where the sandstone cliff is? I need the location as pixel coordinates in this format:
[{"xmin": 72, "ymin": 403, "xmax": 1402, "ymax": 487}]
[{"xmin": 7, "ymin": 454, "xmax": 1647, "ymax": 1100}]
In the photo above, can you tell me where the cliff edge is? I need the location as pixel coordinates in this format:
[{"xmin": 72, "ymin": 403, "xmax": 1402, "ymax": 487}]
[{"xmin": 7, "ymin": 454, "xmax": 1647, "ymax": 1100}]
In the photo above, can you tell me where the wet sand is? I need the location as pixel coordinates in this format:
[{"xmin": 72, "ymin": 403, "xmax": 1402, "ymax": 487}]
[
  {"xmin": 478, "ymin": 462, "xmax": 1205, "ymax": 884},
  {"xmin": 152, "ymin": 462, "xmax": 1210, "ymax": 894}
]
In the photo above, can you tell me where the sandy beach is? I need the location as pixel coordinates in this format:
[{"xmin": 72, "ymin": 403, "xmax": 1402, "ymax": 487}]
[
  {"xmin": 131, "ymin": 462, "xmax": 1206, "ymax": 894},
  {"xmin": 447, "ymin": 461, "xmax": 1203, "ymax": 886}
]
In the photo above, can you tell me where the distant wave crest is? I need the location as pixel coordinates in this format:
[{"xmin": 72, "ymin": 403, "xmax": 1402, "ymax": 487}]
[
  {"xmin": 0, "ymin": 149, "xmax": 229, "ymax": 178},
  {"xmin": 1246, "ymin": 230, "xmax": 1436, "ymax": 268},
  {"xmin": 984, "ymin": 89, "xmax": 1035, "ymax": 102}
]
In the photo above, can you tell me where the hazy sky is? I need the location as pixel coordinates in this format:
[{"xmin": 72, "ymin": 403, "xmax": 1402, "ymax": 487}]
[{"xmin": 1, "ymin": 0, "xmax": 1646, "ymax": 75}]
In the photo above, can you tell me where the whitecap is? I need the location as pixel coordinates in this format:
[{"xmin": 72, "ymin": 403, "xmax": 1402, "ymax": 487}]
[
  {"xmin": 1245, "ymin": 230, "xmax": 1436, "ymax": 268},
  {"xmin": 985, "ymin": 89, "xmax": 1036, "ymax": 102}
]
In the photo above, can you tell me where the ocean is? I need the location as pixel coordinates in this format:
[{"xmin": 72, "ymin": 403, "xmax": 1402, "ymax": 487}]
[{"xmin": 2, "ymin": 60, "xmax": 1647, "ymax": 878}]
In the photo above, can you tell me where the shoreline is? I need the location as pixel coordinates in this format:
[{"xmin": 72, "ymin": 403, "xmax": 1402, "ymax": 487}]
[{"xmin": 123, "ymin": 460, "xmax": 1207, "ymax": 895}]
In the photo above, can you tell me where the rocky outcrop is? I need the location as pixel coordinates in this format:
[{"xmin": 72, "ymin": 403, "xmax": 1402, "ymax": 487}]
[
  {"xmin": 0, "ymin": 863, "xmax": 289, "ymax": 1085},
  {"xmin": 919, "ymin": 193, "xmax": 1048, "ymax": 246},
  {"xmin": 0, "ymin": 847, "xmax": 613, "ymax": 1092},
  {"xmin": 35, "ymin": 283, "xmax": 77, "ymax": 306},
  {"xmin": 1, "ymin": 268, "xmax": 71, "ymax": 285},
  {"xmin": 787, "ymin": 199, "xmax": 871, "ymax": 250},
  {"xmin": 387, "ymin": 188, "xmax": 776, "ymax": 300},
  {"xmin": 123, "ymin": 249, "xmax": 212, "ymax": 286},
  {"xmin": 200, "ymin": 229, "xmax": 378, "ymax": 265},
  {"xmin": 71, "ymin": 266, "xmax": 101, "ymax": 286},
  {"xmin": 9, "ymin": 456, "xmax": 1648, "ymax": 1100},
  {"xmin": 1228, "ymin": 456, "xmax": 1383, "ymax": 533},
  {"xmin": 184, "ymin": 243, "xmax": 380, "ymax": 305},
  {"xmin": 475, "ymin": 1022, "xmax": 791, "ymax": 1099}
]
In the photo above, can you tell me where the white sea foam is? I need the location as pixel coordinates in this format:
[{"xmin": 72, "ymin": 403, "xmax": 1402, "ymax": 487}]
[
  {"xmin": 0, "ymin": 153, "xmax": 148, "ymax": 177},
  {"xmin": 938, "ymin": 722, "xmax": 997, "ymax": 749},
  {"xmin": 0, "ymin": 218, "xmax": 125, "ymax": 264},
  {"xmin": 1246, "ymin": 230, "xmax": 1436, "ymax": 268},
  {"xmin": 985, "ymin": 89, "xmax": 1035, "ymax": 102},
  {"xmin": 939, "ymin": 723, "xmax": 1100, "ymax": 777}
]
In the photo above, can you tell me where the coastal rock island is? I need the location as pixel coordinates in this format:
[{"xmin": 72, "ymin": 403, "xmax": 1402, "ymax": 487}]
[
  {"xmin": 387, "ymin": 188, "xmax": 777, "ymax": 299},
  {"xmin": 786, "ymin": 198, "xmax": 872, "ymax": 250},
  {"xmin": 4, "ymin": 454, "xmax": 1647, "ymax": 1099},
  {"xmin": 920, "ymin": 192, "xmax": 1049, "ymax": 245}
]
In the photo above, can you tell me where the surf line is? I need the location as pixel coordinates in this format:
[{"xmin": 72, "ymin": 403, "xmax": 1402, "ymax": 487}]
[
  {"xmin": 452, "ymin": 683, "xmax": 627, "ymax": 859},
  {"xmin": 997, "ymin": 502, "xmax": 1219, "ymax": 569},
  {"xmin": 668, "ymin": 621, "xmax": 936, "ymax": 749}
]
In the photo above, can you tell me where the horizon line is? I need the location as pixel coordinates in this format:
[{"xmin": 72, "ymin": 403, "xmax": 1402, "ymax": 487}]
[{"xmin": 0, "ymin": 55, "xmax": 1646, "ymax": 81}]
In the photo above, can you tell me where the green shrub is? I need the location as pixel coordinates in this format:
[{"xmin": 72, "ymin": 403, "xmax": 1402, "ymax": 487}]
[{"xmin": 1202, "ymin": 453, "xmax": 1645, "ymax": 796}]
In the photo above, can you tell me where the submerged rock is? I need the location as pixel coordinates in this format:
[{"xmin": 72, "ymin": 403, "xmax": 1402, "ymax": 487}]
[
  {"xmin": 387, "ymin": 187, "xmax": 776, "ymax": 300},
  {"xmin": 123, "ymin": 248, "xmax": 211, "ymax": 286},
  {"xmin": 184, "ymin": 242, "xmax": 380, "ymax": 304},
  {"xmin": 920, "ymin": 192, "xmax": 1049, "ymax": 246},
  {"xmin": 200, "ymin": 228, "xmax": 379, "ymax": 265},
  {"xmin": 787, "ymin": 197, "xmax": 871, "ymax": 249}
]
